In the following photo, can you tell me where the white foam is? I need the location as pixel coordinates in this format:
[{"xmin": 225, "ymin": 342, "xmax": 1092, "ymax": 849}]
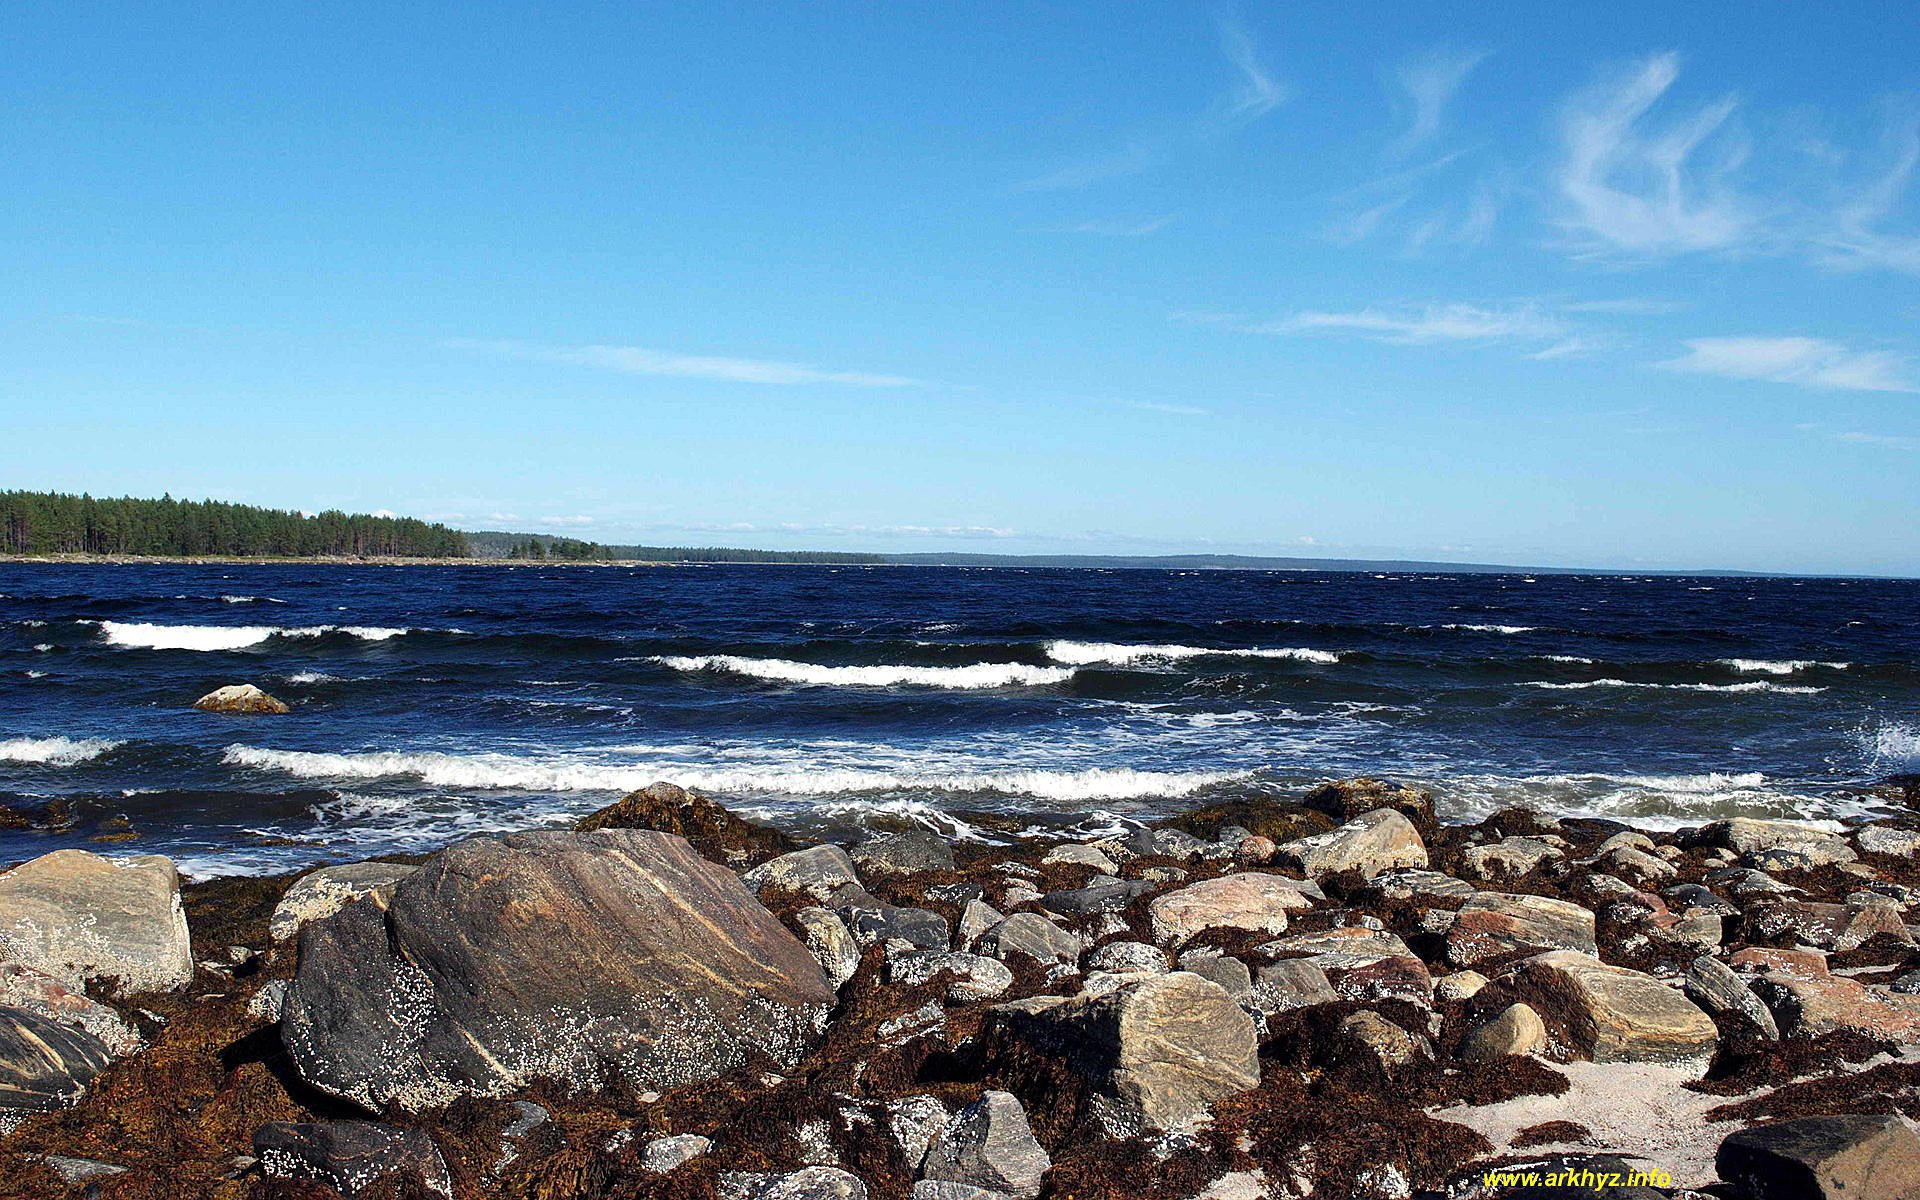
[
  {"xmin": 1043, "ymin": 641, "xmax": 1344, "ymax": 666},
  {"xmin": 0, "ymin": 736, "xmax": 121, "ymax": 766},
  {"xmin": 1717, "ymin": 658, "xmax": 1850, "ymax": 675},
  {"xmin": 1536, "ymin": 654, "xmax": 1597, "ymax": 664},
  {"xmin": 221, "ymin": 744, "xmax": 1241, "ymax": 802},
  {"xmin": 286, "ymin": 671, "xmax": 340, "ymax": 684},
  {"xmin": 652, "ymin": 654, "xmax": 1075, "ymax": 688},
  {"xmin": 1526, "ymin": 679, "xmax": 1825, "ymax": 695},
  {"xmin": 96, "ymin": 621, "xmax": 412, "ymax": 650},
  {"xmin": 1438, "ymin": 769, "xmax": 1834, "ymax": 830},
  {"xmin": 1867, "ymin": 722, "xmax": 1920, "ymax": 776},
  {"xmin": 1440, "ymin": 623, "xmax": 1538, "ymax": 634}
]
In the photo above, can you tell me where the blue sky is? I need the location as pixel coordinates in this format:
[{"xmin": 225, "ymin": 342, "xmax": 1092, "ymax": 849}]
[{"xmin": 2, "ymin": 3, "xmax": 1918, "ymax": 574}]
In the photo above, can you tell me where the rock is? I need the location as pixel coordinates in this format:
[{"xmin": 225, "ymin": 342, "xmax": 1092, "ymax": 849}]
[
  {"xmin": 1369, "ymin": 869, "xmax": 1477, "ymax": 903},
  {"xmin": 888, "ymin": 1095, "xmax": 951, "ymax": 1170},
  {"xmin": 912, "ymin": 1183, "xmax": 1013, "ymax": 1200},
  {"xmin": 1151, "ymin": 829, "xmax": 1209, "ymax": 860},
  {"xmin": 1684, "ymin": 954, "xmax": 1780, "ymax": 1040},
  {"xmin": 1435, "ymin": 971, "xmax": 1489, "ymax": 1002},
  {"xmin": 1717, "ymin": 1113, "xmax": 1920, "ymax": 1200},
  {"xmin": 889, "ymin": 951, "xmax": 1014, "ymax": 1003},
  {"xmin": 253, "ymin": 1120, "xmax": 452, "ymax": 1198},
  {"xmin": 1274, "ymin": 809, "xmax": 1428, "ymax": 880},
  {"xmin": 1600, "ymin": 845, "xmax": 1677, "ymax": 889},
  {"xmin": 0, "ymin": 1005, "xmax": 115, "ymax": 1114},
  {"xmin": 957, "ymin": 900, "xmax": 1003, "ymax": 951},
  {"xmin": 1664, "ymin": 883, "xmax": 1740, "ymax": 917},
  {"xmin": 745, "ymin": 846, "xmax": 862, "ymax": 903},
  {"xmin": 1333, "ymin": 1010, "xmax": 1428, "ymax": 1075},
  {"xmin": 0, "ymin": 849, "xmax": 193, "ymax": 994},
  {"xmin": 269, "ymin": 862, "xmax": 417, "ymax": 943},
  {"xmin": 247, "ymin": 978, "xmax": 290, "ymax": 1024},
  {"xmin": 281, "ymin": 829, "xmax": 833, "ymax": 1111},
  {"xmin": 1301, "ymin": 778, "xmax": 1434, "ymax": 827},
  {"xmin": 1460, "ymin": 1003, "xmax": 1547, "ymax": 1060},
  {"xmin": 642, "ymin": 1133, "xmax": 714, "ymax": 1173},
  {"xmin": 0, "ymin": 962, "xmax": 140, "ymax": 1055},
  {"xmin": 575, "ymin": 781, "xmax": 795, "ymax": 867},
  {"xmin": 1086, "ymin": 941, "xmax": 1171, "ymax": 975},
  {"xmin": 1038, "ymin": 876, "xmax": 1149, "ymax": 916},
  {"xmin": 835, "ymin": 889, "xmax": 950, "ymax": 951},
  {"xmin": 192, "ymin": 683, "xmax": 290, "ymax": 714},
  {"xmin": 1462, "ymin": 837, "xmax": 1561, "ymax": 881},
  {"xmin": 1504, "ymin": 951, "xmax": 1718, "ymax": 1066},
  {"xmin": 988, "ymin": 972, "xmax": 1260, "ymax": 1136},
  {"xmin": 1147, "ymin": 873, "xmax": 1313, "ymax": 948},
  {"xmin": 1447, "ymin": 892, "xmax": 1597, "ymax": 968},
  {"xmin": 1178, "ymin": 949, "xmax": 1253, "ymax": 1000},
  {"xmin": 919, "ymin": 1090, "xmax": 1050, "ymax": 1198},
  {"xmin": 795, "ymin": 906, "xmax": 862, "ymax": 990},
  {"xmin": 1749, "ymin": 970, "xmax": 1920, "ymax": 1041},
  {"xmin": 852, "ymin": 831, "xmax": 955, "ymax": 877},
  {"xmin": 1695, "ymin": 818, "xmax": 1857, "ymax": 870},
  {"xmin": 1044, "ymin": 844, "xmax": 1118, "ymax": 873},
  {"xmin": 976, "ymin": 913, "xmax": 1082, "ymax": 968},
  {"xmin": 1249, "ymin": 959, "xmax": 1338, "ymax": 1016},
  {"xmin": 739, "ymin": 1166, "xmax": 869, "ymax": 1199},
  {"xmin": 1236, "ymin": 835, "xmax": 1278, "ymax": 864},
  {"xmin": 41, "ymin": 1155, "xmax": 128, "ymax": 1185},
  {"xmin": 1748, "ymin": 899, "xmax": 1911, "ymax": 952},
  {"xmin": 1857, "ymin": 824, "xmax": 1920, "ymax": 858},
  {"xmin": 1260, "ymin": 926, "xmax": 1433, "ymax": 1007}
]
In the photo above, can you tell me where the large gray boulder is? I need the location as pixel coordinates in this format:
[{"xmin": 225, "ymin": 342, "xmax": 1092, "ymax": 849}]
[
  {"xmin": 1504, "ymin": 951, "xmax": 1718, "ymax": 1067},
  {"xmin": 744, "ymin": 846, "xmax": 862, "ymax": 903},
  {"xmin": 1696, "ymin": 818, "xmax": 1857, "ymax": 870},
  {"xmin": 1146, "ymin": 873, "xmax": 1312, "ymax": 948},
  {"xmin": 988, "ymin": 971, "xmax": 1259, "ymax": 1136},
  {"xmin": 918, "ymin": 1090, "xmax": 1050, "ymax": 1198},
  {"xmin": 281, "ymin": 829, "xmax": 834, "ymax": 1111},
  {"xmin": 852, "ymin": 831, "xmax": 955, "ymax": 877},
  {"xmin": 0, "ymin": 849, "xmax": 193, "ymax": 995},
  {"xmin": 1273, "ymin": 809, "xmax": 1427, "ymax": 879}
]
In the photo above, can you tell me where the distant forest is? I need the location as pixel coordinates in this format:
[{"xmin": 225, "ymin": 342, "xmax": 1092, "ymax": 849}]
[{"xmin": 0, "ymin": 491, "xmax": 884, "ymax": 563}]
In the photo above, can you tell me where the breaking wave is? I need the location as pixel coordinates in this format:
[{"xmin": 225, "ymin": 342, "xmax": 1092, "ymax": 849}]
[
  {"xmin": 0, "ymin": 735, "xmax": 122, "ymax": 765},
  {"xmin": 651, "ymin": 655, "xmax": 1075, "ymax": 688},
  {"xmin": 1042, "ymin": 641, "xmax": 1345, "ymax": 666},
  {"xmin": 1717, "ymin": 658, "xmax": 1850, "ymax": 674},
  {"xmin": 1526, "ymin": 679, "xmax": 1825, "ymax": 695},
  {"xmin": 96, "ymin": 621, "xmax": 414, "ymax": 651},
  {"xmin": 1439, "ymin": 623, "xmax": 1538, "ymax": 634}
]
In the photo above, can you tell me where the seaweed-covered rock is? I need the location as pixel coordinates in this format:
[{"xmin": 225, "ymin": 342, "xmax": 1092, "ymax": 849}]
[
  {"xmin": 1717, "ymin": 1113, "xmax": 1920, "ymax": 1200},
  {"xmin": 0, "ymin": 1004, "xmax": 115, "ymax": 1114},
  {"xmin": 0, "ymin": 849, "xmax": 193, "ymax": 994},
  {"xmin": 1146, "ymin": 872, "xmax": 1313, "ymax": 948},
  {"xmin": 269, "ymin": 861, "xmax": 417, "ymax": 943},
  {"xmin": 918, "ymin": 1090, "xmax": 1050, "ymax": 1198},
  {"xmin": 1259, "ymin": 925, "xmax": 1433, "ymax": 1007},
  {"xmin": 575, "ymin": 781, "xmax": 795, "ymax": 866},
  {"xmin": 254, "ymin": 1120, "xmax": 452, "ymax": 1197},
  {"xmin": 1038, "ymin": 877, "xmax": 1149, "ymax": 916},
  {"xmin": 1694, "ymin": 818, "xmax": 1857, "ymax": 870},
  {"xmin": 192, "ymin": 683, "xmax": 291, "ymax": 714},
  {"xmin": 281, "ymin": 829, "xmax": 834, "ymax": 1111},
  {"xmin": 1274, "ymin": 809, "xmax": 1427, "ymax": 880},
  {"xmin": 1747, "ymin": 898, "xmax": 1911, "ymax": 952},
  {"xmin": 1504, "ymin": 951, "xmax": 1718, "ymax": 1067},
  {"xmin": 1300, "ymin": 778, "xmax": 1434, "ymax": 827},
  {"xmin": 1447, "ymin": 892, "xmax": 1597, "ymax": 967},
  {"xmin": 987, "ymin": 972, "xmax": 1259, "ymax": 1136},
  {"xmin": 795, "ymin": 906, "xmax": 861, "ymax": 990},
  {"xmin": 889, "ymin": 950, "xmax": 1014, "ymax": 1003},
  {"xmin": 1462, "ymin": 837, "xmax": 1561, "ymax": 881},
  {"xmin": 835, "ymin": 888, "xmax": 950, "ymax": 950}
]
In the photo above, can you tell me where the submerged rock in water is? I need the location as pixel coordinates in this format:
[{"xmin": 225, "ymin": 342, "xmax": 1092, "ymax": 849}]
[
  {"xmin": 0, "ymin": 849, "xmax": 194, "ymax": 995},
  {"xmin": 280, "ymin": 828, "xmax": 834, "ymax": 1111},
  {"xmin": 192, "ymin": 683, "xmax": 290, "ymax": 714}
]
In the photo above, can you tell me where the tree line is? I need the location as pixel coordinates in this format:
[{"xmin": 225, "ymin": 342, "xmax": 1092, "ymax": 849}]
[{"xmin": 0, "ymin": 491, "xmax": 470, "ymax": 558}]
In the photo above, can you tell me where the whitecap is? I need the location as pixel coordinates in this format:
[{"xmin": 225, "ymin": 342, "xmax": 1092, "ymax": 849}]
[
  {"xmin": 1526, "ymin": 679, "xmax": 1825, "ymax": 695},
  {"xmin": 1439, "ymin": 623, "xmax": 1538, "ymax": 634},
  {"xmin": 1717, "ymin": 658, "xmax": 1850, "ymax": 675},
  {"xmin": 96, "ymin": 621, "xmax": 413, "ymax": 650},
  {"xmin": 1043, "ymin": 640, "xmax": 1344, "ymax": 666},
  {"xmin": 0, "ymin": 736, "xmax": 121, "ymax": 766},
  {"xmin": 651, "ymin": 655, "xmax": 1075, "ymax": 689}
]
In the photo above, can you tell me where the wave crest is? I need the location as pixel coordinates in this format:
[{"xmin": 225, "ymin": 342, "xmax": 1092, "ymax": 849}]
[
  {"xmin": 1717, "ymin": 658, "xmax": 1850, "ymax": 674},
  {"xmin": 97, "ymin": 621, "xmax": 413, "ymax": 650},
  {"xmin": 652, "ymin": 655, "xmax": 1075, "ymax": 689},
  {"xmin": 1042, "ymin": 641, "xmax": 1344, "ymax": 666},
  {"xmin": 1527, "ymin": 679, "xmax": 1825, "ymax": 695},
  {"xmin": 0, "ymin": 735, "xmax": 122, "ymax": 765}
]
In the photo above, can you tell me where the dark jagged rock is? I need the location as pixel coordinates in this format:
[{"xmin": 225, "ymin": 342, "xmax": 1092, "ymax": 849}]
[
  {"xmin": 253, "ymin": 1120, "xmax": 452, "ymax": 1197},
  {"xmin": 1300, "ymin": 777, "xmax": 1435, "ymax": 829},
  {"xmin": 1037, "ymin": 876, "xmax": 1150, "ymax": 916},
  {"xmin": 852, "ymin": 830, "xmax": 957, "ymax": 877},
  {"xmin": 0, "ymin": 1004, "xmax": 115, "ymax": 1114},
  {"xmin": 918, "ymin": 1090, "xmax": 1050, "ymax": 1198},
  {"xmin": 1684, "ymin": 954, "xmax": 1780, "ymax": 1040},
  {"xmin": 268, "ymin": 861, "xmax": 416, "ymax": 943},
  {"xmin": 574, "ymin": 781, "xmax": 796, "ymax": 866},
  {"xmin": 1717, "ymin": 1113, "xmax": 1920, "ymax": 1199},
  {"xmin": 745, "ymin": 845, "xmax": 862, "ymax": 902},
  {"xmin": 976, "ymin": 913, "xmax": 1081, "ymax": 968},
  {"xmin": 281, "ymin": 828, "xmax": 834, "ymax": 1111},
  {"xmin": 833, "ymin": 887, "xmax": 950, "ymax": 950}
]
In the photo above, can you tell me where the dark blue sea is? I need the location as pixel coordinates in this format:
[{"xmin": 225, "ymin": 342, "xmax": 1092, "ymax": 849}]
[{"xmin": 3, "ymin": 563, "xmax": 1916, "ymax": 878}]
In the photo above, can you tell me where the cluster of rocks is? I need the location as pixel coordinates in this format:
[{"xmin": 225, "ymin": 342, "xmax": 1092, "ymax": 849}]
[{"xmin": 4, "ymin": 777, "xmax": 1920, "ymax": 1199}]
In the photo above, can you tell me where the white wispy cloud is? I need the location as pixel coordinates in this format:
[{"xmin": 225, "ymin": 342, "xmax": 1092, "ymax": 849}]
[
  {"xmin": 1014, "ymin": 18, "xmax": 1283, "ymax": 191},
  {"xmin": 1832, "ymin": 430, "xmax": 1918, "ymax": 450},
  {"xmin": 1059, "ymin": 214, "xmax": 1180, "ymax": 237},
  {"xmin": 1816, "ymin": 109, "xmax": 1920, "ymax": 274},
  {"xmin": 1119, "ymin": 399, "xmax": 1212, "ymax": 417},
  {"xmin": 1659, "ymin": 336, "xmax": 1917, "ymax": 392},
  {"xmin": 1554, "ymin": 53, "xmax": 1755, "ymax": 258},
  {"xmin": 454, "ymin": 339, "xmax": 921, "ymax": 388},
  {"xmin": 1256, "ymin": 302, "xmax": 1566, "ymax": 345},
  {"xmin": 534, "ymin": 515, "xmax": 596, "ymax": 527},
  {"xmin": 1386, "ymin": 48, "xmax": 1490, "ymax": 159},
  {"xmin": 652, "ymin": 521, "xmax": 1019, "ymax": 540}
]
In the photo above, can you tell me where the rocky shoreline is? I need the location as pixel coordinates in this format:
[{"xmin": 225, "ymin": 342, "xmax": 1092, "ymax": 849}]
[{"xmin": 4, "ymin": 779, "xmax": 1920, "ymax": 1199}]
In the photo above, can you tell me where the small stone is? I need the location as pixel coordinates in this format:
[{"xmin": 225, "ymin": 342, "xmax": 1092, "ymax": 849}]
[
  {"xmin": 1301, "ymin": 778, "xmax": 1434, "ymax": 826},
  {"xmin": 1260, "ymin": 926, "xmax": 1432, "ymax": 1007},
  {"xmin": 193, "ymin": 683, "xmax": 290, "ymax": 714},
  {"xmin": 1368, "ymin": 869, "xmax": 1476, "ymax": 903},
  {"xmin": 1718, "ymin": 1113, "xmax": 1920, "ymax": 1200},
  {"xmin": 641, "ymin": 1133, "xmax": 713, "ymax": 1173},
  {"xmin": 852, "ymin": 831, "xmax": 955, "ymax": 877},
  {"xmin": 796, "ymin": 906, "xmax": 862, "ymax": 991},
  {"xmin": 1748, "ymin": 899, "xmax": 1912, "ymax": 953},
  {"xmin": 957, "ymin": 900, "xmax": 1004, "ymax": 951},
  {"xmin": 912, "ymin": 1183, "xmax": 1012, "ymax": 1200},
  {"xmin": 1696, "ymin": 818, "xmax": 1857, "ymax": 869},
  {"xmin": 918, "ymin": 1090, "xmax": 1050, "ymax": 1198},
  {"xmin": 41, "ymin": 1155, "xmax": 128, "ymax": 1184},
  {"xmin": 247, "ymin": 979, "xmax": 290, "ymax": 1024},
  {"xmin": 1333, "ymin": 1010, "xmax": 1428, "ymax": 1075},
  {"xmin": 1750, "ymin": 970, "xmax": 1920, "ymax": 1041},
  {"xmin": 1434, "ymin": 971, "xmax": 1488, "ymax": 1003},
  {"xmin": 745, "ymin": 1166, "xmax": 870, "ymax": 1200},
  {"xmin": 1857, "ymin": 824, "xmax": 1920, "ymax": 858},
  {"xmin": 1177, "ymin": 949, "xmax": 1253, "ymax": 1001},
  {"xmin": 836, "ymin": 889, "xmax": 951, "ymax": 951},
  {"xmin": 1249, "ymin": 959, "xmax": 1338, "ymax": 1016},
  {"xmin": 1085, "ymin": 941, "xmax": 1172, "ymax": 975},
  {"xmin": 1459, "ymin": 1003, "xmax": 1547, "ymax": 1060},
  {"xmin": 888, "ymin": 951, "xmax": 1014, "ymax": 1003},
  {"xmin": 887, "ymin": 1094, "xmax": 950, "ymax": 1170},
  {"xmin": 1043, "ymin": 844, "xmax": 1118, "ymax": 874},
  {"xmin": 254, "ymin": 1120, "xmax": 452, "ymax": 1198},
  {"xmin": 1462, "ymin": 837, "xmax": 1560, "ymax": 881},
  {"xmin": 745, "ymin": 846, "xmax": 863, "ymax": 903},
  {"xmin": 0, "ymin": 1004, "xmax": 115, "ymax": 1114}
]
